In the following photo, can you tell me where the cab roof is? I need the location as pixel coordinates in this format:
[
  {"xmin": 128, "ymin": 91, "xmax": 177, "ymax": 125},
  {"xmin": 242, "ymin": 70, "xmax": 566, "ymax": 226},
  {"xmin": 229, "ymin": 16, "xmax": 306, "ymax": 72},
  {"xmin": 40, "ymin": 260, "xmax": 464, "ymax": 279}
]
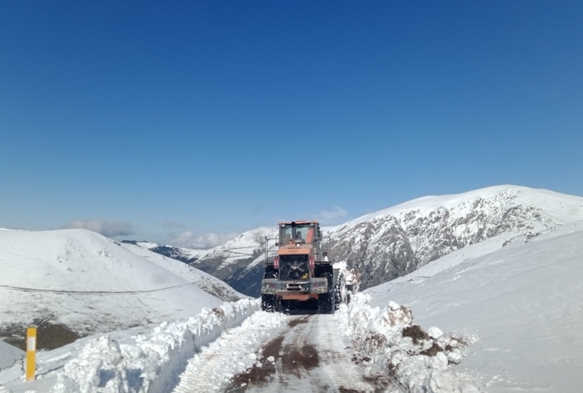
[{"xmin": 278, "ymin": 220, "xmax": 319, "ymax": 226}]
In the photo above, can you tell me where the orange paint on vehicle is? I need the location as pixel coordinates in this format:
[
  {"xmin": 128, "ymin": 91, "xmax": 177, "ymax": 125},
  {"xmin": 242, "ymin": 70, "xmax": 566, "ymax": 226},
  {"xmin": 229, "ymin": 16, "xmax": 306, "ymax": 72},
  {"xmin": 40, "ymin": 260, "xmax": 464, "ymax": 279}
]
[
  {"xmin": 306, "ymin": 228, "xmax": 314, "ymax": 243},
  {"xmin": 280, "ymin": 294, "xmax": 310, "ymax": 301}
]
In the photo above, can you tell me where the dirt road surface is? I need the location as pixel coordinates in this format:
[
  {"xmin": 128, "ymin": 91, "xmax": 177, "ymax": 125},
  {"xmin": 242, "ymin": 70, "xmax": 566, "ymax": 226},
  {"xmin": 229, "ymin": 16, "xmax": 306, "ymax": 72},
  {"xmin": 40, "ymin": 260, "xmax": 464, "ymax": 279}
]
[{"xmin": 226, "ymin": 314, "xmax": 393, "ymax": 392}]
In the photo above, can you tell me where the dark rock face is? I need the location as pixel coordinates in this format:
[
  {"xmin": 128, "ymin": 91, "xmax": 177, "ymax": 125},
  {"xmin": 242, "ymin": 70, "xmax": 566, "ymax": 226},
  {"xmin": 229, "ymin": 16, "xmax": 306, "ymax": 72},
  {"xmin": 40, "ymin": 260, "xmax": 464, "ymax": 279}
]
[
  {"xmin": 224, "ymin": 262, "xmax": 267, "ymax": 298},
  {"xmin": 149, "ymin": 245, "xmax": 199, "ymax": 264},
  {"xmin": 121, "ymin": 241, "xmax": 199, "ymax": 264},
  {"xmin": 328, "ymin": 216, "xmax": 419, "ymax": 289}
]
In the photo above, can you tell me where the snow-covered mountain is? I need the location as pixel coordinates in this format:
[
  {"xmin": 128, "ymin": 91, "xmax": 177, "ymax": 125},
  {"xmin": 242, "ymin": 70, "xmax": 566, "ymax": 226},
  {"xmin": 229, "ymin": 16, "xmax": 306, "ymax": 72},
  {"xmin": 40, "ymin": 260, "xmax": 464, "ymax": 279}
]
[
  {"xmin": 327, "ymin": 185, "xmax": 583, "ymax": 288},
  {"xmin": 143, "ymin": 185, "xmax": 583, "ymax": 296},
  {"xmin": 0, "ymin": 228, "xmax": 246, "ymax": 349}
]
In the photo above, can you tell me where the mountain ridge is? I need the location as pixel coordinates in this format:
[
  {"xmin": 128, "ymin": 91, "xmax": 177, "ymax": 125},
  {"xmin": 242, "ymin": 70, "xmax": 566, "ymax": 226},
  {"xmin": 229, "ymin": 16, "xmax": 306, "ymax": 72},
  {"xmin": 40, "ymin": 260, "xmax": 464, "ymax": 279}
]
[{"xmin": 134, "ymin": 185, "xmax": 583, "ymax": 296}]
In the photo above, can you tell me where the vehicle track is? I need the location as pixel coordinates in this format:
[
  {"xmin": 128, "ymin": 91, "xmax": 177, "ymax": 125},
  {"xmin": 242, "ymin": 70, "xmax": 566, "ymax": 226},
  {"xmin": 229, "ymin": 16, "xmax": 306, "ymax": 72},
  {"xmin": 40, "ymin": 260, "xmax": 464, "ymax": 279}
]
[{"xmin": 228, "ymin": 314, "xmax": 392, "ymax": 392}]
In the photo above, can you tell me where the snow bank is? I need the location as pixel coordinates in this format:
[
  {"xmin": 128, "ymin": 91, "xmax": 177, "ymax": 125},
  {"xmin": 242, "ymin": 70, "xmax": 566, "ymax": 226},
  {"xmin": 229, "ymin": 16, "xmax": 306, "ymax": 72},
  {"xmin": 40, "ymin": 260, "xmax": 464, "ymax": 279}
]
[
  {"xmin": 48, "ymin": 298, "xmax": 260, "ymax": 393},
  {"xmin": 0, "ymin": 341, "xmax": 24, "ymax": 371},
  {"xmin": 335, "ymin": 294, "xmax": 482, "ymax": 392},
  {"xmin": 173, "ymin": 310, "xmax": 288, "ymax": 392}
]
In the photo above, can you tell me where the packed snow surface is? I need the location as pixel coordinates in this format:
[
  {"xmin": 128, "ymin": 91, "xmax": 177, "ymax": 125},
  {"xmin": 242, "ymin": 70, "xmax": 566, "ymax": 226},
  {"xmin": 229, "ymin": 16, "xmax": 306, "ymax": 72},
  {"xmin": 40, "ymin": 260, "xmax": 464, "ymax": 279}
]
[{"xmin": 367, "ymin": 221, "xmax": 583, "ymax": 392}]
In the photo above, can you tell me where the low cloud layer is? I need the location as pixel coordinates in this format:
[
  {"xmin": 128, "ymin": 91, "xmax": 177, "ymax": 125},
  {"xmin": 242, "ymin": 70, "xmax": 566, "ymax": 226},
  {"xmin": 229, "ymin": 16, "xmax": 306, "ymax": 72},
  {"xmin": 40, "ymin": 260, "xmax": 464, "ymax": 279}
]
[
  {"xmin": 163, "ymin": 220, "xmax": 186, "ymax": 232},
  {"xmin": 171, "ymin": 231, "xmax": 237, "ymax": 249},
  {"xmin": 64, "ymin": 220, "xmax": 135, "ymax": 238},
  {"xmin": 317, "ymin": 206, "xmax": 348, "ymax": 224}
]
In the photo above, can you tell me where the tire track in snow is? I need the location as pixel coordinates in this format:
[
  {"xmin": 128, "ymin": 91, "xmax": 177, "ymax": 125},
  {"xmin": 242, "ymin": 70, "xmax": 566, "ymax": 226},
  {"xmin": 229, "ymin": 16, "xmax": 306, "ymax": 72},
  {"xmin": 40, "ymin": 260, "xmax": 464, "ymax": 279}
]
[{"xmin": 230, "ymin": 315, "xmax": 391, "ymax": 392}]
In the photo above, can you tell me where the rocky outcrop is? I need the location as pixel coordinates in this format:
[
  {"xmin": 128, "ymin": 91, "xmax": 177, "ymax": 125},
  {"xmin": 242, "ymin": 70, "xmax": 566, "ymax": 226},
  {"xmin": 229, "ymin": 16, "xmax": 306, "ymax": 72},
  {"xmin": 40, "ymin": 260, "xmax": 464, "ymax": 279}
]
[{"xmin": 327, "ymin": 189, "xmax": 566, "ymax": 289}]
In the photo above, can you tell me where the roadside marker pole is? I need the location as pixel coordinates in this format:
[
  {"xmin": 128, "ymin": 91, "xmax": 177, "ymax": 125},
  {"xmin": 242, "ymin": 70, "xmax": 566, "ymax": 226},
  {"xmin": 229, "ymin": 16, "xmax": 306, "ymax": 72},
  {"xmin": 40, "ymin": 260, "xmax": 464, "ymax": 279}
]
[{"xmin": 26, "ymin": 327, "xmax": 36, "ymax": 381}]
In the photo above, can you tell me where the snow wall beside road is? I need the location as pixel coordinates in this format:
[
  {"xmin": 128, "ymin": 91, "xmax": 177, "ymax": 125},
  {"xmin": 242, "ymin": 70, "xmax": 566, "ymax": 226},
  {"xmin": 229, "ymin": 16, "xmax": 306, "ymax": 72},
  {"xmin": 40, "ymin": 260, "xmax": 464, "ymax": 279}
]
[{"xmin": 49, "ymin": 298, "xmax": 260, "ymax": 393}]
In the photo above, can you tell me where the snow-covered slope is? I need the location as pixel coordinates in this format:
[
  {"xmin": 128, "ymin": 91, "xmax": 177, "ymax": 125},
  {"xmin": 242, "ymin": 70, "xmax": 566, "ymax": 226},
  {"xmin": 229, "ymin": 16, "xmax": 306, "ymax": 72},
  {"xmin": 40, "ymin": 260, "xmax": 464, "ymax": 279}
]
[
  {"xmin": 151, "ymin": 185, "xmax": 583, "ymax": 297},
  {"xmin": 195, "ymin": 226, "xmax": 275, "ymax": 267},
  {"xmin": 126, "ymin": 241, "xmax": 205, "ymax": 264},
  {"xmin": 367, "ymin": 221, "xmax": 583, "ymax": 392},
  {"xmin": 0, "ymin": 228, "xmax": 235, "ymax": 340},
  {"xmin": 119, "ymin": 242, "xmax": 246, "ymax": 302}
]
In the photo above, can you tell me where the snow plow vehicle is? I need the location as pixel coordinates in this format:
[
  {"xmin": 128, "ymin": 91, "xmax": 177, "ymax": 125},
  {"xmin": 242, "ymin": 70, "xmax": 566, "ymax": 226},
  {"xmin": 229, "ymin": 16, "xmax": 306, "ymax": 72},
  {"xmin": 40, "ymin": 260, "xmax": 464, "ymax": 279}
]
[{"xmin": 261, "ymin": 220, "xmax": 345, "ymax": 314}]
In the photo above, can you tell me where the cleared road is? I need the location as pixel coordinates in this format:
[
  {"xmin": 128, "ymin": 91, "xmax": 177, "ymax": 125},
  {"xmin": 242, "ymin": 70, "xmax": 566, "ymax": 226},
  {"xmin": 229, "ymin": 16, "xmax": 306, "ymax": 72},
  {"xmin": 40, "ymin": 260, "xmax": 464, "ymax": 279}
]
[{"xmin": 226, "ymin": 314, "xmax": 393, "ymax": 392}]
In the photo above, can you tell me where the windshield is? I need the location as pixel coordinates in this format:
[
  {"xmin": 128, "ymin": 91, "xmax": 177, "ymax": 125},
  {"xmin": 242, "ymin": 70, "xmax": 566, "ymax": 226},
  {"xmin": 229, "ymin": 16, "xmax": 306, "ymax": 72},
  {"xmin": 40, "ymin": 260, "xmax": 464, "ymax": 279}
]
[
  {"xmin": 280, "ymin": 224, "xmax": 313, "ymax": 244},
  {"xmin": 279, "ymin": 255, "xmax": 310, "ymax": 281}
]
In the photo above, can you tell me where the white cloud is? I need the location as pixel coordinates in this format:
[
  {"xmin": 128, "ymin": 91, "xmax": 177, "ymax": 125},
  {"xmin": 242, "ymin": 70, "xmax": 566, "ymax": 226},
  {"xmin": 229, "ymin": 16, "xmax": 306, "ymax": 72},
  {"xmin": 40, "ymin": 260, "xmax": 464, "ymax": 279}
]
[
  {"xmin": 64, "ymin": 220, "xmax": 135, "ymax": 238},
  {"xmin": 317, "ymin": 206, "xmax": 348, "ymax": 224},
  {"xmin": 170, "ymin": 231, "xmax": 237, "ymax": 249},
  {"xmin": 162, "ymin": 220, "xmax": 186, "ymax": 232}
]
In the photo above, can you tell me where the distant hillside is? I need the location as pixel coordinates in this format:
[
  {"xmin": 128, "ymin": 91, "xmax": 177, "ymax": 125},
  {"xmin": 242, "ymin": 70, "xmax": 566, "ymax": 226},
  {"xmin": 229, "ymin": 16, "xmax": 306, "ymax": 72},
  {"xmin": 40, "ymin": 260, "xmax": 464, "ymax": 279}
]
[{"xmin": 0, "ymin": 229, "xmax": 245, "ymax": 348}]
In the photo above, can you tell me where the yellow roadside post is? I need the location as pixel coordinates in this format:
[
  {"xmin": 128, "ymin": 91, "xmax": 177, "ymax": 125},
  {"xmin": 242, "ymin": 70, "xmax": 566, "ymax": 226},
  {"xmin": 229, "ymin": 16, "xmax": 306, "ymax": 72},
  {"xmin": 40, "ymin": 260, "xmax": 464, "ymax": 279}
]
[{"xmin": 26, "ymin": 327, "xmax": 37, "ymax": 381}]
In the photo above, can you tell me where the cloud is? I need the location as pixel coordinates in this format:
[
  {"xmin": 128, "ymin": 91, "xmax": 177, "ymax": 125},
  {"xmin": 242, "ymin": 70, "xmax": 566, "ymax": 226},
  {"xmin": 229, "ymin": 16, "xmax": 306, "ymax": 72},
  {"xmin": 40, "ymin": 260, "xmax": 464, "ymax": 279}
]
[
  {"xmin": 317, "ymin": 206, "xmax": 348, "ymax": 224},
  {"xmin": 163, "ymin": 220, "xmax": 186, "ymax": 230},
  {"xmin": 64, "ymin": 220, "xmax": 135, "ymax": 238},
  {"xmin": 170, "ymin": 231, "xmax": 238, "ymax": 249}
]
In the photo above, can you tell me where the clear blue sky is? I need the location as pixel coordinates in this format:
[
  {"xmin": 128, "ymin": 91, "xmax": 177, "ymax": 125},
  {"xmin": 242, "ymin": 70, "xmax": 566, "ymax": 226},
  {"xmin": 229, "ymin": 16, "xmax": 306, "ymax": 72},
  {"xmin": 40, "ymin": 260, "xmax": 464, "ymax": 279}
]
[{"xmin": 1, "ymin": 1, "xmax": 582, "ymax": 247}]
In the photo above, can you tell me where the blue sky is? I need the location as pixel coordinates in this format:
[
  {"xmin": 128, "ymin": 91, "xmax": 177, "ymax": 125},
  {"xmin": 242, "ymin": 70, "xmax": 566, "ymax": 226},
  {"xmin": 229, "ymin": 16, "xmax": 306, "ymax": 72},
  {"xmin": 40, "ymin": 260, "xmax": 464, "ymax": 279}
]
[{"xmin": 1, "ymin": 1, "xmax": 582, "ymax": 247}]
